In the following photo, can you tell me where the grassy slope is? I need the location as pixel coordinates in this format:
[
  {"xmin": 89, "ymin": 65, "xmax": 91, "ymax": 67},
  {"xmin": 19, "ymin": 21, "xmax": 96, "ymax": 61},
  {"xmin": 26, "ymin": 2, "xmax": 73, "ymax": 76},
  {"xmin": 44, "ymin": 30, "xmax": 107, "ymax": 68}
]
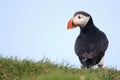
[{"xmin": 0, "ymin": 56, "xmax": 120, "ymax": 80}]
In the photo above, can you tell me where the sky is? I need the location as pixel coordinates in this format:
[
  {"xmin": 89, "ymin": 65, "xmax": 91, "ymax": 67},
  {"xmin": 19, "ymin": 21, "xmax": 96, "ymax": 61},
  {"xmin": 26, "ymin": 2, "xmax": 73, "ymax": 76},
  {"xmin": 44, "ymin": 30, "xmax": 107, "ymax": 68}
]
[{"xmin": 0, "ymin": 0, "xmax": 120, "ymax": 69}]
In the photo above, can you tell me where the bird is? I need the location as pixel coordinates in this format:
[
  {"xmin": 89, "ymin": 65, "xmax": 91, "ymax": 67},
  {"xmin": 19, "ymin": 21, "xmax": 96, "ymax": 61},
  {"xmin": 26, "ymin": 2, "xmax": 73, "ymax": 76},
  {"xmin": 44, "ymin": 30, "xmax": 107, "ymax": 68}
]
[{"xmin": 67, "ymin": 11, "xmax": 109, "ymax": 68}]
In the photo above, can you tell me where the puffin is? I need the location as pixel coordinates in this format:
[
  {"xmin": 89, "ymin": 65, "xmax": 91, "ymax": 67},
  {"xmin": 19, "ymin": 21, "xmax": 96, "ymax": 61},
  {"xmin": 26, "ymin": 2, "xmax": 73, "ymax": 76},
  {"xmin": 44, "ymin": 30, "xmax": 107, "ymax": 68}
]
[{"xmin": 67, "ymin": 11, "xmax": 109, "ymax": 68}]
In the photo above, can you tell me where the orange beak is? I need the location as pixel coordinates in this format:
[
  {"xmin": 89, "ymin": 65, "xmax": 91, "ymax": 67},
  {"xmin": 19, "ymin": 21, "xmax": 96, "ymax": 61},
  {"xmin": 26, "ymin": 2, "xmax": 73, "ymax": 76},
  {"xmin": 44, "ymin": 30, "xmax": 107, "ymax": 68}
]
[{"xmin": 67, "ymin": 18, "xmax": 74, "ymax": 29}]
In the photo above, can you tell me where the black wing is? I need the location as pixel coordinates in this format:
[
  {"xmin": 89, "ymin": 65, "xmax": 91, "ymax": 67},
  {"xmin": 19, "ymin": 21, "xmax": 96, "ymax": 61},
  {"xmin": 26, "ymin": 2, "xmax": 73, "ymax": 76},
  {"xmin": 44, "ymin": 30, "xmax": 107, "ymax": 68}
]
[{"xmin": 75, "ymin": 29, "xmax": 109, "ymax": 68}]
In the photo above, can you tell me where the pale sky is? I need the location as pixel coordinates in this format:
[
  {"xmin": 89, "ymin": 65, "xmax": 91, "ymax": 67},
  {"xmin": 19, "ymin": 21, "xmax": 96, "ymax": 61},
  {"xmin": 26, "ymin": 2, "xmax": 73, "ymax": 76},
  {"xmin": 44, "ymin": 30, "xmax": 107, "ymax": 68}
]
[{"xmin": 0, "ymin": 0, "xmax": 120, "ymax": 69}]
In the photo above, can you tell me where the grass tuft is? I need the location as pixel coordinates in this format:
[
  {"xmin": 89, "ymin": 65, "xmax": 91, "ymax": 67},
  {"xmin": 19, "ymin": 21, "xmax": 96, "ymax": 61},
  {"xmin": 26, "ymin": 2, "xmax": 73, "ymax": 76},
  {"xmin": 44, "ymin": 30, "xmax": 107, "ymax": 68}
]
[{"xmin": 0, "ymin": 56, "xmax": 119, "ymax": 80}]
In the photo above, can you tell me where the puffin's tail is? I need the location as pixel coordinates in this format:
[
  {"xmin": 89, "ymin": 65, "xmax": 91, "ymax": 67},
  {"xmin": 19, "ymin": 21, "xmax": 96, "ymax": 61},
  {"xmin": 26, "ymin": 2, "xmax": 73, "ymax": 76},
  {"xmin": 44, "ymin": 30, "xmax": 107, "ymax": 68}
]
[{"xmin": 80, "ymin": 51, "xmax": 104, "ymax": 68}]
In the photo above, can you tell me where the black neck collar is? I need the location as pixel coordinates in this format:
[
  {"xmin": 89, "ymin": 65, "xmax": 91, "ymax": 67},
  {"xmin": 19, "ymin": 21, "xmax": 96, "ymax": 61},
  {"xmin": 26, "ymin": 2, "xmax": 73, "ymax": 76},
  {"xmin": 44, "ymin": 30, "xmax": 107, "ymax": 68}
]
[{"xmin": 80, "ymin": 18, "xmax": 94, "ymax": 32}]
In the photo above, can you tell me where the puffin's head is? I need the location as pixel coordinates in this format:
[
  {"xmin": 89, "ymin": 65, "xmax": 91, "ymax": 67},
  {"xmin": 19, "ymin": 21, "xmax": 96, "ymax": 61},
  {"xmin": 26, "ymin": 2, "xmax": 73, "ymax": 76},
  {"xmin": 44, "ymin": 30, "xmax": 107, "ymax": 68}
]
[{"xmin": 67, "ymin": 11, "xmax": 92, "ymax": 29}]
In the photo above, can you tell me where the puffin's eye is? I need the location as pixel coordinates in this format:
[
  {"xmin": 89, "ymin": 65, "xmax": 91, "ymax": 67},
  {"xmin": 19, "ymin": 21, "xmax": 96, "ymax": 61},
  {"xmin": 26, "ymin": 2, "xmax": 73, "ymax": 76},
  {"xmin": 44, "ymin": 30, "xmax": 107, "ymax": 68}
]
[{"xmin": 78, "ymin": 16, "xmax": 81, "ymax": 19}]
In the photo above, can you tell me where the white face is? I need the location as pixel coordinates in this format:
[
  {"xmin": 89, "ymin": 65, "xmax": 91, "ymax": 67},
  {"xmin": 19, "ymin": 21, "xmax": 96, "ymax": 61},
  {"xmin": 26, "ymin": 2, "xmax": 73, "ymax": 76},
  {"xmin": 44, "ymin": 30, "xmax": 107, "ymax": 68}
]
[{"xmin": 73, "ymin": 14, "xmax": 90, "ymax": 27}]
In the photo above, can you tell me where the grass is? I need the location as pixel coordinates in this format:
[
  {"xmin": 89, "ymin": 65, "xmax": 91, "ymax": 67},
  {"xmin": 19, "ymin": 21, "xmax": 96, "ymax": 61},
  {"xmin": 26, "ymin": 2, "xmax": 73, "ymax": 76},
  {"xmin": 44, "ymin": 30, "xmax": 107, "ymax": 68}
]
[{"xmin": 0, "ymin": 56, "xmax": 120, "ymax": 80}]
